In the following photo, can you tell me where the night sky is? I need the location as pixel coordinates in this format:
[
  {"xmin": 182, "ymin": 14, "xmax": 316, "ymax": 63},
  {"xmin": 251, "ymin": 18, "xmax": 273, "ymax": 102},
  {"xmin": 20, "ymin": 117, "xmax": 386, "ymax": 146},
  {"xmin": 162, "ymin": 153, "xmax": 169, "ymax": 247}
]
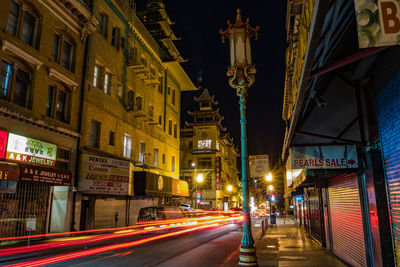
[{"xmin": 137, "ymin": 1, "xmax": 287, "ymax": 166}]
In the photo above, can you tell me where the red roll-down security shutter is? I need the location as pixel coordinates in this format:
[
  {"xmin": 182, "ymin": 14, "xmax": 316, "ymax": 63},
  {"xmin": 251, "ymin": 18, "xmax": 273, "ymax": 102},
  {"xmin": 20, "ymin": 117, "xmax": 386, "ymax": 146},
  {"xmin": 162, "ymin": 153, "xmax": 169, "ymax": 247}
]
[{"xmin": 328, "ymin": 173, "xmax": 366, "ymax": 267}]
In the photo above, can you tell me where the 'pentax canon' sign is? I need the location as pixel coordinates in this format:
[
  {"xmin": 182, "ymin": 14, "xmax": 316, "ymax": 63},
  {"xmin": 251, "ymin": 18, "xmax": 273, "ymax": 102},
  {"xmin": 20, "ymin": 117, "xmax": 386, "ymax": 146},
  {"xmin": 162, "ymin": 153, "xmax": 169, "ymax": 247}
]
[
  {"xmin": 290, "ymin": 145, "xmax": 358, "ymax": 169},
  {"xmin": 355, "ymin": 0, "xmax": 400, "ymax": 48}
]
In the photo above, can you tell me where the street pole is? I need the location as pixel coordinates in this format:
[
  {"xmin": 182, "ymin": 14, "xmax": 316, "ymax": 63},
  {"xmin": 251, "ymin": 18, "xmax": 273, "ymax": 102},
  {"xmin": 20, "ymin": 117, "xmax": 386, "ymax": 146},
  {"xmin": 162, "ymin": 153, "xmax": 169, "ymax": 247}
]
[
  {"xmin": 220, "ymin": 9, "xmax": 259, "ymax": 266},
  {"xmin": 239, "ymin": 91, "xmax": 256, "ymax": 256}
]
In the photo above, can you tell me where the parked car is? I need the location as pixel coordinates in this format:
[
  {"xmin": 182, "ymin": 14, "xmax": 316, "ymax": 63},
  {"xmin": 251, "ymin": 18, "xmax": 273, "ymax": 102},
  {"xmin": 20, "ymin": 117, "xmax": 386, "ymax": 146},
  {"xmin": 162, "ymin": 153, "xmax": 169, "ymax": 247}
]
[
  {"xmin": 137, "ymin": 206, "xmax": 184, "ymax": 222},
  {"xmin": 180, "ymin": 203, "xmax": 193, "ymax": 211}
]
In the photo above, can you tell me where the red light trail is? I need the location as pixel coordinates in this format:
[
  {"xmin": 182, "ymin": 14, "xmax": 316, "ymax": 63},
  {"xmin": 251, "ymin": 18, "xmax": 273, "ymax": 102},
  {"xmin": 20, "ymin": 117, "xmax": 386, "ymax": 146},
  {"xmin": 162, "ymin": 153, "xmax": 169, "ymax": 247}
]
[{"xmin": 4, "ymin": 223, "xmax": 222, "ymax": 267}]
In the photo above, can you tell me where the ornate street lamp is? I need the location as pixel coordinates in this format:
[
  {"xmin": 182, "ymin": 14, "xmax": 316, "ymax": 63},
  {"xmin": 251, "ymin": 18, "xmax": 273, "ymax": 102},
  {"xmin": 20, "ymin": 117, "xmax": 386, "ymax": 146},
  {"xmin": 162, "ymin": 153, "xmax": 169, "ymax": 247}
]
[{"xmin": 220, "ymin": 9, "xmax": 259, "ymax": 267}]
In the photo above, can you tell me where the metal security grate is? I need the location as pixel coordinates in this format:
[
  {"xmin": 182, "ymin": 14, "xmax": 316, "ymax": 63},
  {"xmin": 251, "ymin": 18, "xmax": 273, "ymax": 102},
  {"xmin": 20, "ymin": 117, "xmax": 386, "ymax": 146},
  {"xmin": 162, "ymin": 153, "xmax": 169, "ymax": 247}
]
[
  {"xmin": 0, "ymin": 182, "xmax": 50, "ymax": 237},
  {"xmin": 376, "ymin": 72, "xmax": 400, "ymax": 264},
  {"xmin": 328, "ymin": 173, "xmax": 366, "ymax": 267}
]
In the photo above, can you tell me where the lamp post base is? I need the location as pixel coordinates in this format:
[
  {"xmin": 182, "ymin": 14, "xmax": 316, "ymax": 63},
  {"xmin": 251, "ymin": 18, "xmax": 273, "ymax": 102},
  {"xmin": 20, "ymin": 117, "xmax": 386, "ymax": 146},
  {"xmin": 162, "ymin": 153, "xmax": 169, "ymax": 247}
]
[{"xmin": 238, "ymin": 246, "xmax": 258, "ymax": 266}]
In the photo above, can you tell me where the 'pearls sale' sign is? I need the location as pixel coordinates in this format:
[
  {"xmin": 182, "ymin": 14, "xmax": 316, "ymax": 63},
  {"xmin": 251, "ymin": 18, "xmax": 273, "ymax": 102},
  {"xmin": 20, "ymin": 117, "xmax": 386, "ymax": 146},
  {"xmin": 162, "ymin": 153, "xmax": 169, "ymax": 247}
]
[{"xmin": 290, "ymin": 145, "xmax": 358, "ymax": 169}]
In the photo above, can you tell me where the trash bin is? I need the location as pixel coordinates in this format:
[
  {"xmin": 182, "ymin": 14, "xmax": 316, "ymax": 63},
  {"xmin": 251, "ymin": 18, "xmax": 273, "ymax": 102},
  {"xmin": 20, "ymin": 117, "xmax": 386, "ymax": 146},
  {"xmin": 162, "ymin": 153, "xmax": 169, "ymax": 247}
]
[{"xmin": 270, "ymin": 214, "xmax": 276, "ymax": 225}]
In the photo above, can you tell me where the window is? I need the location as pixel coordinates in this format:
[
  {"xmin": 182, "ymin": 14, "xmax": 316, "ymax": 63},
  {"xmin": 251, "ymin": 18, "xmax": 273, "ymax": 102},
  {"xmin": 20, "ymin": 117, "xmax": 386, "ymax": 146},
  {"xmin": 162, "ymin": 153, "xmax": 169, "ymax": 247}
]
[
  {"xmin": 136, "ymin": 96, "xmax": 142, "ymax": 111},
  {"xmin": 158, "ymin": 77, "xmax": 163, "ymax": 93},
  {"xmin": 127, "ymin": 91, "xmax": 134, "ymax": 109},
  {"xmin": 21, "ymin": 10, "xmax": 36, "ymax": 45},
  {"xmin": 46, "ymin": 85, "xmax": 70, "ymax": 123},
  {"xmin": 167, "ymin": 86, "xmax": 170, "ymax": 95},
  {"xmin": 109, "ymin": 131, "xmax": 115, "ymax": 146},
  {"xmin": 198, "ymin": 140, "xmax": 212, "ymax": 149},
  {"xmin": 61, "ymin": 40, "xmax": 73, "ymax": 70},
  {"xmin": 139, "ymin": 142, "xmax": 146, "ymax": 163},
  {"xmin": 189, "ymin": 141, "xmax": 193, "ymax": 150},
  {"xmin": 55, "ymin": 147, "xmax": 70, "ymax": 169},
  {"xmin": 173, "ymin": 124, "xmax": 177, "ymax": 138},
  {"xmin": 52, "ymin": 34, "xmax": 74, "ymax": 71},
  {"xmin": 149, "ymin": 106, "xmax": 154, "ymax": 118},
  {"xmin": 90, "ymin": 120, "xmax": 101, "ymax": 149},
  {"xmin": 158, "ymin": 115, "xmax": 162, "ymax": 125},
  {"xmin": 162, "ymin": 154, "xmax": 165, "ymax": 164},
  {"xmin": 51, "ymin": 34, "xmax": 60, "ymax": 62},
  {"xmin": 198, "ymin": 157, "xmax": 212, "ymax": 168},
  {"xmin": 7, "ymin": 1, "xmax": 38, "ymax": 47},
  {"xmin": 98, "ymin": 13, "xmax": 108, "ymax": 38},
  {"xmin": 121, "ymin": 37, "xmax": 125, "ymax": 50},
  {"xmin": 104, "ymin": 73, "xmax": 111, "ymax": 95},
  {"xmin": 171, "ymin": 156, "xmax": 175, "ymax": 172},
  {"xmin": 123, "ymin": 133, "xmax": 131, "ymax": 158},
  {"xmin": 7, "ymin": 1, "xmax": 20, "ymax": 35},
  {"xmin": 168, "ymin": 120, "xmax": 172, "ymax": 135},
  {"xmin": 154, "ymin": 148, "xmax": 159, "ymax": 167},
  {"xmin": 172, "ymin": 90, "xmax": 176, "ymax": 105},
  {"xmin": 0, "ymin": 60, "xmax": 31, "ymax": 108},
  {"xmin": 93, "ymin": 65, "xmax": 105, "ymax": 89},
  {"xmin": 111, "ymin": 27, "xmax": 120, "ymax": 49}
]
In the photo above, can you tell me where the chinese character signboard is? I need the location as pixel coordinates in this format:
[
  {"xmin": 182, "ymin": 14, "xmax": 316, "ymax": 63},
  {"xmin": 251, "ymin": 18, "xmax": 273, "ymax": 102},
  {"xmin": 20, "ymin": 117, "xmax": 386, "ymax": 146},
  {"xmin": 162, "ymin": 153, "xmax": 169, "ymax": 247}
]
[
  {"xmin": 215, "ymin": 156, "xmax": 221, "ymax": 190},
  {"xmin": 354, "ymin": 0, "xmax": 400, "ymax": 48},
  {"xmin": 290, "ymin": 145, "xmax": 358, "ymax": 169},
  {"xmin": 249, "ymin": 154, "xmax": 269, "ymax": 178},
  {"xmin": 20, "ymin": 164, "xmax": 71, "ymax": 186},
  {"xmin": 6, "ymin": 133, "xmax": 57, "ymax": 166},
  {"xmin": 79, "ymin": 154, "xmax": 132, "ymax": 195}
]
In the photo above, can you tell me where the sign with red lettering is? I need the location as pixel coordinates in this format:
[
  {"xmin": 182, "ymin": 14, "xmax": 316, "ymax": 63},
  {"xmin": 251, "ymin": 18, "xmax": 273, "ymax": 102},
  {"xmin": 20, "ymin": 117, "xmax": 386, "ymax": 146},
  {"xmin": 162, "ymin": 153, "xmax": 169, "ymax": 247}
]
[
  {"xmin": 6, "ymin": 133, "xmax": 57, "ymax": 166},
  {"xmin": 290, "ymin": 145, "xmax": 358, "ymax": 169},
  {"xmin": 354, "ymin": 0, "xmax": 400, "ymax": 48},
  {"xmin": 20, "ymin": 164, "xmax": 71, "ymax": 186},
  {"xmin": 0, "ymin": 130, "xmax": 8, "ymax": 159},
  {"xmin": 215, "ymin": 156, "xmax": 221, "ymax": 190},
  {"xmin": 78, "ymin": 154, "xmax": 133, "ymax": 195}
]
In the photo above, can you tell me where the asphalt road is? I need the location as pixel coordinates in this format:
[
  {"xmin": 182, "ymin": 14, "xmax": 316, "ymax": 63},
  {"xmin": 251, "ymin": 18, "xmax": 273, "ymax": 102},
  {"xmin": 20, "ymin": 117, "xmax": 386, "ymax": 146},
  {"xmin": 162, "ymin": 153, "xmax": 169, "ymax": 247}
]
[
  {"xmin": 2, "ymin": 223, "xmax": 243, "ymax": 267},
  {"xmin": 55, "ymin": 224, "xmax": 242, "ymax": 267}
]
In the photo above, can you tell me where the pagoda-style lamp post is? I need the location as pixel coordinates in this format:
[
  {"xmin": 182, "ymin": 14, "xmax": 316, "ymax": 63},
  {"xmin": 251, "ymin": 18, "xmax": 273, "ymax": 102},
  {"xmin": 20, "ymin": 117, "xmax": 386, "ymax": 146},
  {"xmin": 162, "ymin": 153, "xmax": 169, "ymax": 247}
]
[{"xmin": 220, "ymin": 9, "xmax": 259, "ymax": 267}]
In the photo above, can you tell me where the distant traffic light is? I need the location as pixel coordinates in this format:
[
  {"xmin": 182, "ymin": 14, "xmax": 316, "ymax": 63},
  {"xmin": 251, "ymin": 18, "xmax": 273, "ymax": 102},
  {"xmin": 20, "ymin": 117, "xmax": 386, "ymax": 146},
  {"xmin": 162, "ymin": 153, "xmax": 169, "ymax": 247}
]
[
  {"xmin": 271, "ymin": 194, "xmax": 276, "ymax": 202},
  {"xmin": 196, "ymin": 192, "xmax": 202, "ymax": 204}
]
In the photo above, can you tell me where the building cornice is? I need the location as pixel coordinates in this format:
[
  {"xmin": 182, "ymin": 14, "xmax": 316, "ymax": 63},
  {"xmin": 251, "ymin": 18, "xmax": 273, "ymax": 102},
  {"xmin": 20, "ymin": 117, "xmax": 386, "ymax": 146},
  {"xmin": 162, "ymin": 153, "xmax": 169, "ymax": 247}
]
[{"xmin": 1, "ymin": 40, "xmax": 43, "ymax": 70}]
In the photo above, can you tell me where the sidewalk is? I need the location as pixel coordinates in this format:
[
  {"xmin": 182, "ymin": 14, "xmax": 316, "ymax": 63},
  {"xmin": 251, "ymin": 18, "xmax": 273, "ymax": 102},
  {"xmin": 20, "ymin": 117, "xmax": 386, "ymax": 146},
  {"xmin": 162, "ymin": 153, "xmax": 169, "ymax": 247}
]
[{"xmin": 252, "ymin": 216, "xmax": 348, "ymax": 267}]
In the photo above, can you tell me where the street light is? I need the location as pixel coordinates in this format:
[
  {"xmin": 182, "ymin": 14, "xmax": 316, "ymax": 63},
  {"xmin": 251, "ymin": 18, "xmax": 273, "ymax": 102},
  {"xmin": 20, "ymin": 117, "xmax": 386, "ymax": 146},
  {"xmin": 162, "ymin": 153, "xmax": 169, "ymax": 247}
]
[
  {"xmin": 265, "ymin": 173, "xmax": 273, "ymax": 182},
  {"xmin": 268, "ymin": 184, "xmax": 274, "ymax": 191},
  {"xmin": 227, "ymin": 184, "xmax": 233, "ymax": 209},
  {"xmin": 220, "ymin": 9, "xmax": 259, "ymax": 267},
  {"xmin": 195, "ymin": 173, "xmax": 204, "ymax": 209},
  {"xmin": 196, "ymin": 173, "xmax": 204, "ymax": 183},
  {"xmin": 227, "ymin": 184, "xmax": 233, "ymax": 192}
]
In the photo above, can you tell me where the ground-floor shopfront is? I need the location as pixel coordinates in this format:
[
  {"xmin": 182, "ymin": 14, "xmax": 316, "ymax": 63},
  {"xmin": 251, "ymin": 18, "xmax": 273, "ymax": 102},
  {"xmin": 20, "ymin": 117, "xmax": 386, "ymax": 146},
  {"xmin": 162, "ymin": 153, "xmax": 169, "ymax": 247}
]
[
  {"xmin": 293, "ymin": 172, "xmax": 369, "ymax": 267},
  {"xmin": 77, "ymin": 154, "xmax": 134, "ymax": 230},
  {"xmin": 0, "ymin": 121, "xmax": 77, "ymax": 237},
  {"xmin": 77, "ymin": 161, "xmax": 189, "ymax": 230}
]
